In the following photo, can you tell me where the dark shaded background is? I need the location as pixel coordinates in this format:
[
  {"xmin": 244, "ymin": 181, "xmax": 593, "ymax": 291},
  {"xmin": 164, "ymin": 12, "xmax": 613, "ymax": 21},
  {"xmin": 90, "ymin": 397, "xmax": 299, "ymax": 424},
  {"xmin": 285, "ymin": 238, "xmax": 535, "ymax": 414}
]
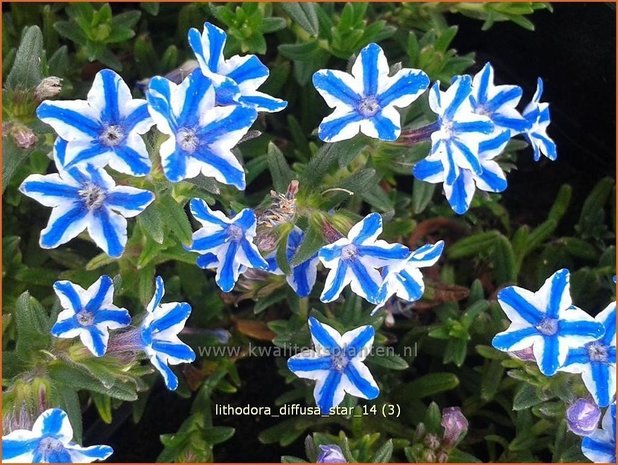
[{"xmin": 83, "ymin": 3, "xmax": 615, "ymax": 462}]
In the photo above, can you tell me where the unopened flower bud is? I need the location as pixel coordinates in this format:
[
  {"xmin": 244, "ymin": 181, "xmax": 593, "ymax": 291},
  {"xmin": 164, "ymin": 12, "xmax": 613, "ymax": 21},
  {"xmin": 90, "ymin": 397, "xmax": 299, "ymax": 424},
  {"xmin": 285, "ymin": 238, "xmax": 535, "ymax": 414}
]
[
  {"xmin": 35, "ymin": 76, "xmax": 62, "ymax": 101},
  {"xmin": 424, "ymin": 433, "xmax": 441, "ymax": 450},
  {"xmin": 510, "ymin": 346, "xmax": 536, "ymax": 362},
  {"xmin": 566, "ymin": 398, "xmax": 601, "ymax": 437},
  {"xmin": 441, "ymin": 407, "xmax": 468, "ymax": 447},
  {"xmin": 436, "ymin": 450, "xmax": 449, "ymax": 463},
  {"xmin": 8, "ymin": 123, "xmax": 38, "ymax": 149},
  {"xmin": 422, "ymin": 449, "xmax": 437, "ymax": 462},
  {"xmin": 322, "ymin": 220, "xmax": 343, "ymax": 243},
  {"xmin": 316, "ymin": 444, "xmax": 346, "ymax": 463}
]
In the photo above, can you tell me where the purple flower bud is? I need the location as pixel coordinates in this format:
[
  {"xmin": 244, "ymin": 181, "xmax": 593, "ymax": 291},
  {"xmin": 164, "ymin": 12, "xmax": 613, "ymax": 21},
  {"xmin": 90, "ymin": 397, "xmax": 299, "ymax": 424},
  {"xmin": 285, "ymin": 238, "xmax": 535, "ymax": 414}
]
[
  {"xmin": 441, "ymin": 407, "xmax": 469, "ymax": 447},
  {"xmin": 510, "ymin": 345, "xmax": 536, "ymax": 362},
  {"xmin": 566, "ymin": 398, "xmax": 602, "ymax": 437},
  {"xmin": 316, "ymin": 444, "xmax": 346, "ymax": 463},
  {"xmin": 35, "ymin": 76, "xmax": 62, "ymax": 101}
]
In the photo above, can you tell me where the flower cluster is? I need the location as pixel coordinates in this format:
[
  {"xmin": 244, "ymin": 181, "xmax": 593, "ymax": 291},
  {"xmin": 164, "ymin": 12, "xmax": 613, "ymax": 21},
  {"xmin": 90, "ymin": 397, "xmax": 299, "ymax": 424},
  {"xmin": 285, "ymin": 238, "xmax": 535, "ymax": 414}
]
[{"xmin": 492, "ymin": 269, "xmax": 616, "ymax": 461}]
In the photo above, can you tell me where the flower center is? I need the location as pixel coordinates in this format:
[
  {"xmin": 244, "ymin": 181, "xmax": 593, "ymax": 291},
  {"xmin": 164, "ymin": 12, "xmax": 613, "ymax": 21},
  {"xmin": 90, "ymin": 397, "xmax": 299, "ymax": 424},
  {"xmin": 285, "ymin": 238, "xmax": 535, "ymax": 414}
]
[
  {"xmin": 226, "ymin": 224, "xmax": 243, "ymax": 242},
  {"xmin": 441, "ymin": 118, "xmax": 455, "ymax": 138},
  {"xmin": 340, "ymin": 244, "xmax": 358, "ymax": 260},
  {"xmin": 100, "ymin": 124, "xmax": 125, "ymax": 146},
  {"xmin": 78, "ymin": 183, "xmax": 107, "ymax": 210},
  {"xmin": 38, "ymin": 437, "xmax": 64, "ymax": 454},
  {"xmin": 330, "ymin": 350, "xmax": 349, "ymax": 372},
  {"xmin": 358, "ymin": 96, "xmax": 380, "ymax": 117},
  {"xmin": 536, "ymin": 317, "xmax": 559, "ymax": 336},
  {"xmin": 176, "ymin": 128, "xmax": 199, "ymax": 153},
  {"xmin": 586, "ymin": 341, "xmax": 609, "ymax": 362},
  {"xmin": 76, "ymin": 310, "xmax": 95, "ymax": 326}
]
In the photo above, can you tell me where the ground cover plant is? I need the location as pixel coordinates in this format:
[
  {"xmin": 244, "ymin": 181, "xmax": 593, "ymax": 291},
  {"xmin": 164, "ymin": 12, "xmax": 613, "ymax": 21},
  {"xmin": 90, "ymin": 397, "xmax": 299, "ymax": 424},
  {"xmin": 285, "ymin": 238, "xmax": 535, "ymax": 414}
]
[{"xmin": 1, "ymin": 2, "xmax": 616, "ymax": 463}]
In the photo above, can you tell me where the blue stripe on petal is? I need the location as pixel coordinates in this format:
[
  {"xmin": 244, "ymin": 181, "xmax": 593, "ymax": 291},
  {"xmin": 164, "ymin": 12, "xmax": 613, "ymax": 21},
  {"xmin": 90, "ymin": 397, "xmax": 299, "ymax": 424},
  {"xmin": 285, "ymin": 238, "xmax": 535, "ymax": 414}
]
[
  {"xmin": 188, "ymin": 27, "xmax": 206, "ymax": 68},
  {"xmin": 443, "ymin": 76, "xmax": 472, "ymax": 120},
  {"xmin": 99, "ymin": 69, "xmax": 120, "ymax": 123},
  {"xmin": 497, "ymin": 287, "xmax": 543, "ymax": 325},
  {"xmin": 539, "ymin": 335, "xmax": 560, "ymax": 376},
  {"xmin": 445, "ymin": 172, "xmax": 472, "ymax": 215},
  {"xmin": 564, "ymin": 347, "xmax": 589, "ymax": 366},
  {"xmin": 492, "ymin": 113, "xmax": 529, "ymax": 133},
  {"xmin": 204, "ymin": 22, "xmax": 227, "ymax": 70},
  {"xmin": 359, "ymin": 43, "xmax": 380, "ymax": 96},
  {"xmin": 93, "ymin": 309, "xmax": 130, "ymax": 326},
  {"xmin": 312, "ymin": 71, "xmax": 361, "ymax": 107},
  {"xmin": 40, "ymin": 205, "xmax": 88, "ymax": 249},
  {"xmin": 348, "ymin": 258, "xmax": 381, "ymax": 304},
  {"xmin": 344, "ymin": 362, "xmax": 379, "ymax": 399},
  {"xmin": 91, "ymin": 209, "xmax": 125, "ymax": 258},
  {"xmin": 319, "ymin": 244, "xmax": 344, "ymax": 263},
  {"xmin": 106, "ymin": 190, "xmax": 154, "ymax": 215},
  {"xmin": 369, "ymin": 111, "xmax": 399, "ymax": 141},
  {"xmin": 476, "ymin": 163, "xmax": 507, "ymax": 192},
  {"xmin": 197, "ymin": 104, "xmax": 257, "ymax": 140},
  {"xmin": 377, "ymin": 70, "xmax": 429, "ymax": 107},
  {"xmin": 443, "ymin": 142, "xmax": 459, "ymax": 186},
  {"xmin": 53, "ymin": 281, "xmax": 82, "ymax": 312},
  {"xmin": 452, "ymin": 120, "xmax": 493, "ymax": 134},
  {"xmin": 179, "ymin": 71, "xmax": 213, "ymax": 126},
  {"xmin": 308, "ymin": 317, "xmax": 340, "ymax": 352},
  {"xmin": 452, "ymin": 139, "xmax": 483, "ymax": 175},
  {"xmin": 582, "ymin": 436, "xmax": 615, "ymax": 463},
  {"xmin": 291, "ymin": 261, "xmax": 314, "ymax": 297},
  {"xmin": 1, "ymin": 438, "xmax": 37, "ymax": 461},
  {"xmin": 51, "ymin": 317, "xmax": 80, "ymax": 336},
  {"xmin": 357, "ymin": 244, "xmax": 409, "ymax": 261},
  {"xmin": 234, "ymin": 209, "xmax": 257, "ymax": 231},
  {"xmin": 227, "ymin": 56, "xmax": 268, "ymax": 85},
  {"xmin": 20, "ymin": 178, "xmax": 80, "ymax": 200},
  {"xmin": 88, "ymin": 327, "xmax": 108, "ymax": 357},
  {"xmin": 151, "ymin": 340, "xmax": 195, "ymax": 361},
  {"xmin": 396, "ymin": 270, "xmax": 424, "ymax": 301},
  {"xmin": 316, "ymin": 370, "xmax": 343, "ymax": 413},
  {"xmin": 123, "ymin": 103, "xmax": 151, "ymax": 133},
  {"xmin": 41, "ymin": 408, "xmax": 68, "ymax": 436},
  {"xmin": 151, "ymin": 303, "xmax": 191, "ymax": 333},
  {"xmin": 559, "ymin": 320, "xmax": 604, "ymax": 338},
  {"xmin": 66, "ymin": 445, "xmax": 114, "ymax": 462},
  {"xmin": 63, "ymin": 144, "xmax": 109, "ymax": 170},
  {"xmin": 216, "ymin": 242, "xmax": 239, "ymax": 292},
  {"xmin": 491, "ymin": 327, "xmax": 537, "ymax": 351},
  {"xmin": 192, "ymin": 148, "xmax": 246, "ymax": 189},
  {"xmin": 591, "ymin": 362, "xmax": 611, "ymax": 407},
  {"xmin": 196, "ymin": 253, "xmax": 218, "ymax": 269},
  {"xmin": 475, "ymin": 63, "xmax": 492, "ymax": 104},
  {"xmin": 486, "ymin": 86, "xmax": 522, "ymax": 112},
  {"xmin": 44, "ymin": 448, "xmax": 72, "ymax": 463},
  {"xmin": 238, "ymin": 93, "xmax": 287, "ymax": 113},
  {"xmin": 288, "ymin": 356, "xmax": 331, "ymax": 373},
  {"xmin": 318, "ymin": 112, "xmax": 362, "ymax": 142},
  {"xmin": 162, "ymin": 148, "xmax": 188, "ymax": 183},
  {"xmin": 546, "ymin": 268, "xmax": 569, "ymax": 317},
  {"xmin": 240, "ymin": 239, "xmax": 268, "ymax": 269},
  {"xmin": 112, "ymin": 144, "xmax": 151, "ymax": 176},
  {"xmin": 345, "ymin": 326, "xmax": 374, "ymax": 358},
  {"xmin": 320, "ymin": 261, "xmax": 349, "ymax": 303},
  {"xmin": 152, "ymin": 355, "xmax": 179, "ymax": 390},
  {"xmin": 147, "ymin": 276, "xmax": 165, "ymax": 314},
  {"xmin": 37, "ymin": 102, "xmax": 100, "ymax": 138},
  {"xmin": 351, "ymin": 213, "xmax": 382, "ymax": 245},
  {"xmin": 86, "ymin": 275, "xmax": 113, "ymax": 312},
  {"xmin": 413, "ymin": 158, "xmax": 444, "ymax": 182},
  {"xmin": 189, "ymin": 199, "xmax": 228, "ymax": 226},
  {"xmin": 191, "ymin": 230, "xmax": 229, "ymax": 252}
]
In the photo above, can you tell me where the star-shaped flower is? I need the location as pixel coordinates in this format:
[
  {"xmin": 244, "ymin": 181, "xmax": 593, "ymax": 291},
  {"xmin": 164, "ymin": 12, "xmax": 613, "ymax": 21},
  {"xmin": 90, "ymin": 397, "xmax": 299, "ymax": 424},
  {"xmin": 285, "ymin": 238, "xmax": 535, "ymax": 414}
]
[
  {"xmin": 319, "ymin": 213, "xmax": 410, "ymax": 305},
  {"xmin": 51, "ymin": 275, "xmax": 130, "ymax": 357},
  {"xmin": 265, "ymin": 227, "xmax": 319, "ymax": 298},
  {"xmin": 581, "ymin": 403, "xmax": 616, "ymax": 463},
  {"xmin": 376, "ymin": 240, "xmax": 444, "ymax": 313},
  {"xmin": 288, "ymin": 317, "xmax": 380, "ymax": 413},
  {"xmin": 188, "ymin": 22, "xmax": 287, "ymax": 113},
  {"xmin": 19, "ymin": 162, "xmax": 154, "ymax": 257},
  {"xmin": 313, "ymin": 42, "xmax": 429, "ymax": 142},
  {"xmin": 522, "ymin": 78, "xmax": 557, "ymax": 161},
  {"xmin": 146, "ymin": 69, "xmax": 257, "ymax": 187},
  {"xmin": 492, "ymin": 269, "xmax": 605, "ymax": 376},
  {"xmin": 413, "ymin": 130, "xmax": 511, "ymax": 214},
  {"xmin": 2, "ymin": 408, "xmax": 113, "ymax": 463},
  {"xmin": 424, "ymin": 75, "xmax": 494, "ymax": 186},
  {"xmin": 469, "ymin": 63, "xmax": 529, "ymax": 138},
  {"xmin": 560, "ymin": 301, "xmax": 616, "ymax": 407},
  {"xmin": 36, "ymin": 69, "xmax": 154, "ymax": 176},
  {"xmin": 140, "ymin": 276, "xmax": 195, "ymax": 391},
  {"xmin": 186, "ymin": 198, "xmax": 268, "ymax": 292}
]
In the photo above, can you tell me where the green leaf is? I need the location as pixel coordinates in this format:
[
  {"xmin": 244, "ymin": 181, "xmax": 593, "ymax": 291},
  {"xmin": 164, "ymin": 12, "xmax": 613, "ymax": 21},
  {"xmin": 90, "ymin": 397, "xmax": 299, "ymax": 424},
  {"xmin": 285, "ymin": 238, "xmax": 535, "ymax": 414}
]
[
  {"xmin": 411, "ymin": 178, "xmax": 435, "ymax": 214},
  {"xmin": 91, "ymin": 391, "xmax": 113, "ymax": 424},
  {"xmin": 15, "ymin": 292, "xmax": 50, "ymax": 356},
  {"xmin": 525, "ymin": 219, "xmax": 557, "ymax": 254},
  {"xmin": 2, "ymin": 138, "xmax": 33, "ymax": 192},
  {"xmin": 111, "ymin": 10, "xmax": 141, "ymax": 29},
  {"xmin": 159, "ymin": 194, "xmax": 193, "ymax": 246},
  {"xmin": 301, "ymin": 138, "xmax": 366, "ymax": 189},
  {"xmin": 493, "ymin": 233, "xmax": 516, "ymax": 283},
  {"xmin": 6, "ymin": 25, "xmax": 44, "ymax": 89},
  {"xmin": 405, "ymin": 372, "xmax": 459, "ymax": 398},
  {"xmin": 48, "ymin": 363, "xmax": 138, "ymax": 401},
  {"xmin": 371, "ymin": 440, "xmax": 393, "ymax": 463},
  {"xmin": 53, "ymin": 20, "xmax": 87, "ymax": 46},
  {"xmin": 267, "ymin": 142, "xmax": 294, "ymax": 193},
  {"xmin": 547, "ymin": 184, "xmax": 572, "ymax": 222},
  {"xmin": 137, "ymin": 201, "xmax": 165, "ymax": 244},
  {"xmin": 480, "ymin": 359, "xmax": 505, "ymax": 401},
  {"xmin": 280, "ymin": 3, "xmax": 320, "ymax": 36},
  {"xmin": 513, "ymin": 383, "xmax": 542, "ymax": 410},
  {"xmin": 367, "ymin": 353, "xmax": 409, "ymax": 370},
  {"xmin": 276, "ymin": 227, "xmax": 293, "ymax": 275},
  {"xmin": 279, "ymin": 40, "xmax": 322, "ymax": 61},
  {"xmin": 202, "ymin": 426, "xmax": 235, "ymax": 445},
  {"xmin": 447, "ymin": 231, "xmax": 498, "ymax": 259},
  {"xmin": 290, "ymin": 221, "xmax": 324, "ymax": 266}
]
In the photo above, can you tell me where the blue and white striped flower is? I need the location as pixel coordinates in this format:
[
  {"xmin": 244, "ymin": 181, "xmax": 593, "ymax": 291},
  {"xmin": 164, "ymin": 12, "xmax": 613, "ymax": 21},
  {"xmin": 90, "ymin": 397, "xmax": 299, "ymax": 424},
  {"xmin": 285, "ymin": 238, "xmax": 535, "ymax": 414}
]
[
  {"xmin": 470, "ymin": 63, "xmax": 528, "ymax": 139},
  {"xmin": 375, "ymin": 240, "xmax": 444, "ymax": 313},
  {"xmin": 581, "ymin": 403, "xmax": 616, "ymax": 463},
  {"xmin": 523, "ymin": 78, "xmax": 557, "ymax": 161},
  {"xmin": 140, "ymin": 276, "xmax": 195, "ymax": 391},
  {"xmin": 266, "ymin": 227, "xmax": 319, "ymax": 298},
  {"xmin": 51, "ymin": 275, "xmax": 130, "ymax": 357},
  {"xmin": 37, "ymin": 69, "xmax": 154, "ymax": 176},
  {"xmin": 413, "ymin": 130, "xmax": 511, "ymax": 214},
  {"xmin": 492, "ymin": 269, "xmax": 605, "ymax": 376},
  {"xmin": 560, "ymin": 301, "xmax": 616, "ymax": 407},
  {"xmin": 313, "ymin": 43, "xmax": 429, "ymax": 142},
  {"xmin": 319, "ymin": 213, "xmax": 410, "ymax": 305},
  {"xmin": 146, "ymin": 69, "xmax": 257, "ymax": 187},
  {"xmin": 288, "ymin": 317, "xmax": 380, "ymax": 413},
  {"xmin": 188, "ymin": 22, "xmax": 287, "ymax": 113},
  {"xmin": 424, "ymin": 75, "xmax": 494, "ymax": 186},
  {"xmin": 2, "ymin": 408, "xmax": 113, "ymax": 463},
  {"xmin": 186, "ymin": 198, "xmax": 268, "ymax": 292},
  {"xmin": 19, "ymin": 162, "xmax": 154, "ymax": 257}
]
